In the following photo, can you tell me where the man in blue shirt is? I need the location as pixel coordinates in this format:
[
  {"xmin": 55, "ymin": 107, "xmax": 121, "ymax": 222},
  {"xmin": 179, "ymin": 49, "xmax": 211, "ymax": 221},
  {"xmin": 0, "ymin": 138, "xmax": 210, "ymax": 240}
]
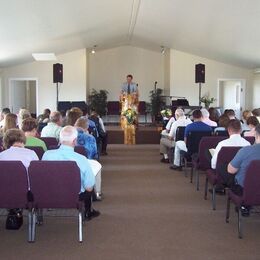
[
  {"xmin": 171, "ymin": 109, "xmax": 212, "ymax": 170},
  {"xmin": 42, "ymin": 126, "xmax": 100, "ymax": 220},
  {"xmin": 121, "ymin": 74, "xmax": 138, "ymax": 94},
  {"xmin": 228, "ymin": 124, "xmax": 260, "ymax": 192}
]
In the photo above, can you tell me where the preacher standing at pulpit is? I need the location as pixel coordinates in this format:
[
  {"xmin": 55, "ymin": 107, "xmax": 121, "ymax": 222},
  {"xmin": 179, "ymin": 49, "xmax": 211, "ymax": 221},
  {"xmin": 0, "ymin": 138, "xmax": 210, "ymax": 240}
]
[{"xmin": 121, "ymin": 74, "xmax": 138, "ymax": 94}]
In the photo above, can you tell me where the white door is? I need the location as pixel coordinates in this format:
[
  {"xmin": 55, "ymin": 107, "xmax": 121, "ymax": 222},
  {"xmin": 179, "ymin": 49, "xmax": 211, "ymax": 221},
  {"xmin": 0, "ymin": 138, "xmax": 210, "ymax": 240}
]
[{"xmin": 218, "ymin": 80, "xmax": 245, "ymax": 119}]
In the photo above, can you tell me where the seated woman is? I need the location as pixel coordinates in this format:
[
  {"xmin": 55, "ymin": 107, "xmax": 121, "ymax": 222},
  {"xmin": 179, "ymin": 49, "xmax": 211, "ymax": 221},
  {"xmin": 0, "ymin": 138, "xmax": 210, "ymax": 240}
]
[
  {"xmin": 0, "ymin": 128, "xmax": 39, "ymax": 169},
  {"xmin": 21, "ymin": 118, "xmax": 47, "ymax": 151},
  {"xmin": 244, "ymin": 116, "xmax": 259, "ymax": 137},
  {"xmin": 0, "ymin": 113, "xmax": 18, "ymax": 138},
  {"xmin": 74, "ymin": 117, "xmax": 98, "ymax": 160}
]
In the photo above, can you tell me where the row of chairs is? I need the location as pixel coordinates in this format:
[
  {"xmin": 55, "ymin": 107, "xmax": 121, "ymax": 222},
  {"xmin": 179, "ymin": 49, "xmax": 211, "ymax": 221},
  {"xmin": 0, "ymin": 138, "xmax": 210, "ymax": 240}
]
[
  {"xmin": 0, "ymin": 160, "xmax": 85, "ymax": 242},
  {"xmin": 173, "ymin": 131, "xmax": 259, "ymax": 238}
]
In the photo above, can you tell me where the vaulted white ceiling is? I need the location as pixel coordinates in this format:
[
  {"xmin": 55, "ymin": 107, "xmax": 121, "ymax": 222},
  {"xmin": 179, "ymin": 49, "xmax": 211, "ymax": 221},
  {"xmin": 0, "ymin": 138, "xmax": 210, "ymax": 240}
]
[{"xmin": 1, "ymin": 0, "xmax": 260, "ymax": 68}]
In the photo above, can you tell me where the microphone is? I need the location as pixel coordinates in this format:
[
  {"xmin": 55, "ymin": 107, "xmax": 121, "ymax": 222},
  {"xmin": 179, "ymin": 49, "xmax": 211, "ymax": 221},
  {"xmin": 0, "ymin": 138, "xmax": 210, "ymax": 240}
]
[{"xmin": 154, "ymin": 81, "xmax": 157, "ymax": 91}]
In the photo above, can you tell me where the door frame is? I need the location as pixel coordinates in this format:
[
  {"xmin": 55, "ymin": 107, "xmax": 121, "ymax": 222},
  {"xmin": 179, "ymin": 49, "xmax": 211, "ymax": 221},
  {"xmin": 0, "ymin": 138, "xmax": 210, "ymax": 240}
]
[
  {"xmin": 8, "ymin": 77, "xmax": 39, "ymax": 115},
  {"xmin": 217, "ymin": 78, "xmax": 246, "ymax": 116}
]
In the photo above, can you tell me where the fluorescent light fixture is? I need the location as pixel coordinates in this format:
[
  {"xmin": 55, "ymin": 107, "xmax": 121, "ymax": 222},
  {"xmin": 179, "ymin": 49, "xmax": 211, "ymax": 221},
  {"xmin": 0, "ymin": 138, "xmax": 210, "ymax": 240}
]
[{"xmin": 32, "ymin": 53, "xmax": 57, "ymax": 61}]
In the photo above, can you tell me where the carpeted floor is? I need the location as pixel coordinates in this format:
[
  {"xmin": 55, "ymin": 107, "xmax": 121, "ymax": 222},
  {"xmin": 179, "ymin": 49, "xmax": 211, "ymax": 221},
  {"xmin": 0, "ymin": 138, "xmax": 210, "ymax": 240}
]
[{"xmin": 0, "ymin": 144, "xmax": 260, "ymax": 260}]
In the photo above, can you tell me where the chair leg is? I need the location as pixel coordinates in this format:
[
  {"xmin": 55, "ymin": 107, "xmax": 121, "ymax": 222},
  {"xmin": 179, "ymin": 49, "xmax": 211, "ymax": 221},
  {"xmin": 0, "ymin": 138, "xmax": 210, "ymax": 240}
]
[
  {"xmin": 204, "ymin": 177, "xmax": 208, "ymax": 200},
  {"xmin": 190, "ymin": 167, "xmax": 194, "ymax": 183},
  {"xmin": 212, "ymin": 186, "xmax": 216, "ymax": 210},
  {"xmin": 196, "ymin": 170, "xmax": 200, "ymax": 191},
  {"xmin": 31, "ymin": 209, "xmax": 36, "ymax": 242},
  {"xmin": 78, "ymin": 211, "xmax": 83, "ymax": 242},
  {"xmin": 28, "ymin": 210, "xmax": 32, "ymax": 242},
  {"xmin": 226, "ymin": 197, "xmax": 231, "ymax": 223},
  {"xmin": 184, "ymin": 159, "xmax": 188, "ymax": 177},
  {"xmin": 238, "ymin": 209, "xmax": 243, "ymax": 239}
]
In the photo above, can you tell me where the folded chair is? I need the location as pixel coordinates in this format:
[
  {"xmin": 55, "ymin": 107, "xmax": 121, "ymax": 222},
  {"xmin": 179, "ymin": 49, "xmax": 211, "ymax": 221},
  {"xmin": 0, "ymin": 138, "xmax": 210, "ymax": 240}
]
[
  {"xmin": 191, "ymin": 136, "xmax": 227, "ymax": 190},
  {"xmin": 226, "ymin": 160, "xmax": 260, "ymax": 238},
  {"xmin": 204, "ymin": 146, "xmax": 241, "ymax": 210},
  {"xmin": 0, "ymin": 161, "xmax": 31, "ymax": 241},
  {"xmin": 28, "ymin": 161, "xmax": 84, "ymax": 242}
]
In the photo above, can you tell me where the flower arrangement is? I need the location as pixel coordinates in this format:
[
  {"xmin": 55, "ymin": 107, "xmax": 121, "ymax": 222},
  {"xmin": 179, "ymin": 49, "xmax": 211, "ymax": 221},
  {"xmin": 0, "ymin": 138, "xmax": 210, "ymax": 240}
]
[
  {"xmin": 160, "ymin": 108, "xmax": 172, "ymax": 119},
  {"xmin": 200, "ymin": 94, "xmax": 216, "ymax": 108},
  {"xmin": 122, "ymin": 108, "xmax": 137, "ymax": 125}
]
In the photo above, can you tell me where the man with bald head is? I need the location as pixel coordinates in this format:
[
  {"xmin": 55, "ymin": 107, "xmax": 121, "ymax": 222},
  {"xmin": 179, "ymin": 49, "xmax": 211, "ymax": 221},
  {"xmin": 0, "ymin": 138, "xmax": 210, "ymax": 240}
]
[
  {"xmin": 42, "ymin": 126, "xmax": 100, "ymax": 220},
  {"xmin": 41, "ymin": 111, "xmax": 62, "ymax": 140}
]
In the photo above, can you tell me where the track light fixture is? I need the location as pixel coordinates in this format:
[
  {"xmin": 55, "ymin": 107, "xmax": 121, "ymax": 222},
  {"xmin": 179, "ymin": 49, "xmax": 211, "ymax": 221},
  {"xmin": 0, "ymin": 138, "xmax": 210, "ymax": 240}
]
[
  {"xmin": 91, "ymin": 45, "xmax": 97, "ymax": 54},
  {"xmin": 161, "ymin": 46, "xmax": 165, "ymax": 54}
]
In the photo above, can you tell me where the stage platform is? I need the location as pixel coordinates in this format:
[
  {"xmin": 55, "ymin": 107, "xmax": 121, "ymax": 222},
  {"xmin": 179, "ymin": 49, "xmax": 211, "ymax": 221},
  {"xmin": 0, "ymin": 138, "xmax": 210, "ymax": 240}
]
[{"xmin": 106, "ymin": 124, "xmax": 161, "ymax": 144}]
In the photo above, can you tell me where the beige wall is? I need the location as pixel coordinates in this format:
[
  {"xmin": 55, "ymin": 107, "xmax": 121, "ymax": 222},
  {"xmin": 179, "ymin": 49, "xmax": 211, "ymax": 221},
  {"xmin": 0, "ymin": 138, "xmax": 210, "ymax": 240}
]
[
  {"xmin": 88, "ymin": 46, "xmax": 165, "ymax": 102},
  {"xmin": 252, "ymin": 74, "xmax": 260, "ymax": 109},
  {"xmin": 170, "ymin": 50, "xmax": 253, "ymax": 109},
  {"xmin": 1, "ymin": 49, "xmax": 87, "ymax": 114}
]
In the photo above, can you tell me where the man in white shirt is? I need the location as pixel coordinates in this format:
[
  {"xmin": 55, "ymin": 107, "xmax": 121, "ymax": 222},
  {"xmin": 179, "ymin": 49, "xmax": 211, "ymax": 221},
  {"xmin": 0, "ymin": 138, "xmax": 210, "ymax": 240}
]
[
  {"xmin": 160, "ymin": 108, "xmax": 192, "ymax": 163},
  {"xmin": 161, "ymin": 117, "xmax": 175, "ymax": 137},
  {"xmin": 211, "ymin": 119, "xmax": 250, "ymax": 169}
]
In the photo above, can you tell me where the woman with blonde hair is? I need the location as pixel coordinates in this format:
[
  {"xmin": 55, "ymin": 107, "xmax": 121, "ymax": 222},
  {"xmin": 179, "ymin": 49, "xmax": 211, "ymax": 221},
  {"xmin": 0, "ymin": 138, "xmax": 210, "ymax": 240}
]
[{"xmin": 0, "ymin": 113, "xmax": 18, "ymax": 137}]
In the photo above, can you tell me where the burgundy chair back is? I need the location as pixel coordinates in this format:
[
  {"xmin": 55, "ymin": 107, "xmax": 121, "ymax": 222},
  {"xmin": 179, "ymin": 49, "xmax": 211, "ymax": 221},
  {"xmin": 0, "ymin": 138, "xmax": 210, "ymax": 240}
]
[
  {"xmin": 243, "ymin": 160, "xmax": 260, "ymax": 206},
  {"xmin": 29, "ymin": 161, "xmax": 81, "ymax": 209},
  {"xmin": 107, "ymin": 101, "xmax": 120, "ymax": 115},
  {"xmin": 138, "ymin": 101, "xmax": 146, "ymax": 115},
  {"xmin": 40, "ymin": 137, "xmax": 59, "ymax": 150},
  {"xmin": 244, "ymin": 136, "xmax": 255, "ymax": 145},
  {"xmin": 25, "ymin": 146, "xmax": 45, "ymax": 160},
  {"xmin": 74, "ymin": 146, "xmax": 87, "ymax": 157},
  {"xmin": 0, "ymin": 161, "xmax": 28, "ymax": 208},
  {"xmin": 197, "ymin": 136, "xmax": 227, "ymax": 170}
]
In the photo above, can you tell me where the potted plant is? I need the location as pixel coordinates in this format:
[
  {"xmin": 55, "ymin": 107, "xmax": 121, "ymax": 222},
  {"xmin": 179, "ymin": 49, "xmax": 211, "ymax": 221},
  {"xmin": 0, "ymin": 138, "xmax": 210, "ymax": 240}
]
[
  {"xmin": 149, "ymin": 88, "xmax": 165, "ymax": 123},
  {"xmin": 88, "ymin": 89, "xmax": 108, "ymax": 116},
  {"xmin": 200, "ymin": 93, "xmax": 216, "ymax": 109}
]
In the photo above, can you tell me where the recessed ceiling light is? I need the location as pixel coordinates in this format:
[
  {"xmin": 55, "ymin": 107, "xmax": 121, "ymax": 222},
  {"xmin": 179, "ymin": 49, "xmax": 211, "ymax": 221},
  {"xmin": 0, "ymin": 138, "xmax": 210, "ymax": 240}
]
[{"xmin": 32, "ymin": 53, "xmax": 57, "ymax": 61}]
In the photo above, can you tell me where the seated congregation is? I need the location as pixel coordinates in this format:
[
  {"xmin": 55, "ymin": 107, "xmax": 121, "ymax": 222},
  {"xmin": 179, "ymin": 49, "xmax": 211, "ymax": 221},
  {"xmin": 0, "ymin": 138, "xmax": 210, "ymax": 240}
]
[
  {"xmin": 159, "ymin": 106, "xmax": 260, "ymax": 236},
  {"xmin": 0, "ymin": 106, "xmax": 109, "ymax": 238}
]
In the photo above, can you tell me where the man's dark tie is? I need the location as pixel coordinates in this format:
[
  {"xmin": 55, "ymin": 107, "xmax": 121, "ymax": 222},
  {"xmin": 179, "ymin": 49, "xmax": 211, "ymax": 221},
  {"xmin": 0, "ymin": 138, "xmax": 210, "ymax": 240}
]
[{"xmin": 127, "ymin": 84, "xmax": 130, "ymax": 94}]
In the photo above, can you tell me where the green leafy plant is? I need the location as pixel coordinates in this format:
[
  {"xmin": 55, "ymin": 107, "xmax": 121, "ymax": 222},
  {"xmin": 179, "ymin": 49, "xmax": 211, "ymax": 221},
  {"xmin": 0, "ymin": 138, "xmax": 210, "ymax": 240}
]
[
  {"xmin": 149, "ymin": 88, "xmax": 165, "ymax": 123},
  {"xmin": 88, "ymin": 89, "xmax": 108, "ymax": 116},
  {"xmin": 123, "ymin": 108, "xmax": 137, "ymax": 125},
  {"xmin": 200, "ymin": 93, "xmax": 216, "ymax": 109}
]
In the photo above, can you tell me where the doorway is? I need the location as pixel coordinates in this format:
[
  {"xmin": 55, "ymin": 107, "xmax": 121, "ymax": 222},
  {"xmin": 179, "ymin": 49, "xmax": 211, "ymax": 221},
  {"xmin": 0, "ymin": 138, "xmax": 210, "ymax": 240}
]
[
  {"xmin": 217, "ymin": 79, "xmax": 245, "ymax": 119},
  {"xmin": 8, "ymin": 78, "xmax": 38, "ymax": 116}
]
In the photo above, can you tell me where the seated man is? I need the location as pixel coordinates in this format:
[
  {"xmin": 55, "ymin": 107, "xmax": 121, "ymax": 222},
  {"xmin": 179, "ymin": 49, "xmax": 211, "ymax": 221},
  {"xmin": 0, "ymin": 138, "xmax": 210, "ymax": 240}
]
[
  {"xmin": 42, "ymin": 126, "xmax": 100, "ymax": 220},
  {"xmin": 41, "ymin": 111, "xmax": 62, "ymax": 140},
  {"xmin": 160, "ymin": 108, "xmax": 192, "ymax": 163},
  {"xmin": 201, "ymin": 108, "xmax": 217, "ymax": 127},
  {"xmin": 0, "ymin": 128, "xmax": 39, "ymax": 168},
  {"xmin": 227, "ymin": 124, "xmax": 260, "ymax": 194},
  {"xmin": 22, "ymin": 118, "xmax": 47, "ymax": 151},
  {"xmin": 211, "ymin": 119, "xmax": 250, "ymax": 170},
  {"xmin": 171, "ymin": 109, "xmax": 212, "ymax": 170}
]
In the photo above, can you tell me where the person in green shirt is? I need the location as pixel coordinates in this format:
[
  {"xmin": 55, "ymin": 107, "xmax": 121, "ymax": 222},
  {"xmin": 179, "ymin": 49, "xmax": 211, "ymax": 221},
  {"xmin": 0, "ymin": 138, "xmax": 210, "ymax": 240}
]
[{"xmin": 21, "ymin": 118, "xmax": 47, "ymax": 151}]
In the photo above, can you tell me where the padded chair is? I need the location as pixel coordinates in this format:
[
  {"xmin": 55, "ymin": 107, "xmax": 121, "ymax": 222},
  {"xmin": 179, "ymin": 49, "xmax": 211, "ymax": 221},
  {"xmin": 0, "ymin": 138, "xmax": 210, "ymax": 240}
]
[
  {"xmin": 28, "ymin": 161, "xmax": 84, "ymax": 242},
  {"xmin": 37, "ymin": 122, "xmax": 47, "ymax": 133},
  {"xmin": 25, "ymin": 146, "xmax": 45, "ymax": 160},
  {"xmin": 106, "ymin": 101, "xmax": 120, "ymax": 121},
  {"xmin": 215, "ymin": 130, "xmax": 229, "ymax": 137},
  {"xmin": 191, "ymin": 136, "xmax": 227, "ymax": 190},
  {"xmin": 181, "ymin": 131, "xmax": 212, "ymax": 177},
  {"xmin": 175, "ymin": 126, "xmax": 186, "ymax": 142},
  {"xmin": 40, "ymin": 137, "xmax": 59, "ymax": 150},
  {"xmin": 226, "ymin": 160, "xmax": 260, "ymax": 238},
  {"xmin": 138, "ymin": 101, "xmax": 147, "ymax": 122},
  {"xmin": 74, "ymin": 146, "xmax": 87, "ymax": 157},
  {"xmin": 204, "ymin": 146, "xmax": 242, "ymax": 210},
  {"xmin": 0, "ymin": 161, "xmax": 31, "ymax": 241},
  {"xmin": 244, "ymin": 136, "xmax": 255, "ymax": 145}
]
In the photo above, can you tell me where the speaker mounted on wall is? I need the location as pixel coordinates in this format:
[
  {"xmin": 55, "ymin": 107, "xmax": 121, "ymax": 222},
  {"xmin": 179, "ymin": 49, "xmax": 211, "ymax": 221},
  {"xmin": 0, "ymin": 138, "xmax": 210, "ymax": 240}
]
[
  {"xmin": 53, "ymin": 63, "xmax": 63, "ymax": 83},
  {"xmin": 195, "ymin": 63, "xmax": 205, "ymax": 83}
]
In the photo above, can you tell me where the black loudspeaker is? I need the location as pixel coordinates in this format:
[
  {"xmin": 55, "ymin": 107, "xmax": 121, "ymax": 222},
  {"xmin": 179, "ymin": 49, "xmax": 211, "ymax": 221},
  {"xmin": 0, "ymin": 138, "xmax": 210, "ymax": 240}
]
[
  {"xmin": 195, "ymin": 63, "xmax": 205, "ymax": 83},
  {"xmin": 53, "ymin": 63, "xmax": 63, "ymax": 83}
]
